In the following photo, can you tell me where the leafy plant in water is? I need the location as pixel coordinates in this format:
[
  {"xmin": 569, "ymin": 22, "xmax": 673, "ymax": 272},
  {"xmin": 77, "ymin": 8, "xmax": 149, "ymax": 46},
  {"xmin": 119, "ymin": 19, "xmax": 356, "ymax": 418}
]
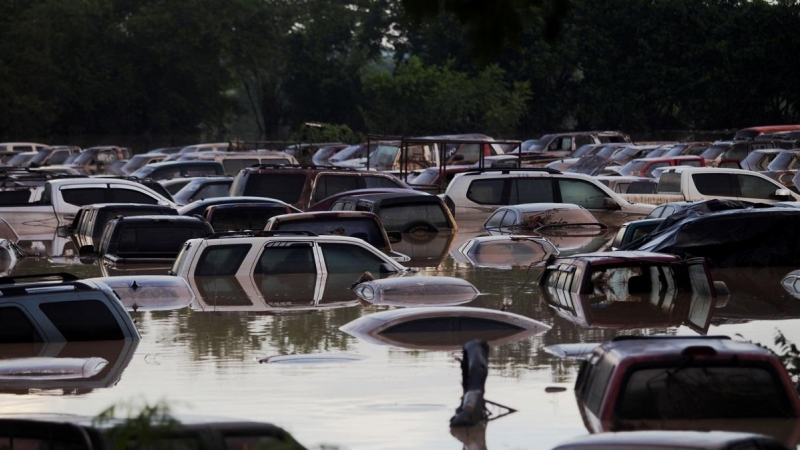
[
  {"xmin": 93, "ymin": 400, "xmax": 179, "ymax": 450},
  {"xmin": 774, "ymin": 330, "xmax": 800, "ymax": 390}
]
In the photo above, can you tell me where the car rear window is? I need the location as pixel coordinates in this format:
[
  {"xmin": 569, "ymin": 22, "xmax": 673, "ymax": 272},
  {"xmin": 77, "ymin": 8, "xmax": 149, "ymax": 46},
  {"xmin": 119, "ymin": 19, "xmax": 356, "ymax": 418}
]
[
  {"xmin": 313, "ymin": 175, "xmax": 361, "ymax": 203},
  {"xmin": 116, "ymin": 225, "xmax": 208, "ymax": 255},
  {"xmin": 40, "ymin": 300, "xmax": 124, "ymax": 340},
  {"xmin": 274, "ymin": 218, "xmax": 385, "ymax": 249},
  {"xmin": 0, "ymin": 306, "xmax": 42, "ymax": 342},
  {"xmin": 379, "ymin": 203, "xmax": 450, "ymax": 231},
  {"xmin": 242, "ymin": 173, "xmax": 306, "ymax": 204},
  {"xmin": 616, "ymin": 364, "xmax": 794, "ymax": 419},
  {"xmin": 208, "ymin": 207, "xmax": 288, "ymax": 232}
]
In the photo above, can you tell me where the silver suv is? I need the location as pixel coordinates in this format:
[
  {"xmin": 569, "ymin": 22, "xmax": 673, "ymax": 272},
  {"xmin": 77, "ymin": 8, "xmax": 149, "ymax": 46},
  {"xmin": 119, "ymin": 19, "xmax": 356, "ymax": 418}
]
[{"xmin": 0, "ymin": 273, "xmax": 140, "ymax": 342}]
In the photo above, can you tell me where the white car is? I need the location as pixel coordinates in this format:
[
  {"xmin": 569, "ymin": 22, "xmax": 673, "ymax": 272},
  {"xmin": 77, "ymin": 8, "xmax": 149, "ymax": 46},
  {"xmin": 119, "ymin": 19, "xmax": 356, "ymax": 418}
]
[{"xmin": 441, "ymin": 168, "xmax": 654, "ymax": 226}]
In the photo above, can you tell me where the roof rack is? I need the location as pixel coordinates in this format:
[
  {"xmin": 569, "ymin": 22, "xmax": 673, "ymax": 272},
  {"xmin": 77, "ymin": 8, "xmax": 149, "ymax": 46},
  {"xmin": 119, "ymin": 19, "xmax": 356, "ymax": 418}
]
[
  {"xmin": 611, "ymin": 335, "xmax": 731, "ymax": 342},
  {"xmin": 206, "ymin": 230, "xmax": 319, "ymax": 239},
  {"xmin": 247, "ymin": 163, "xmax": 357, "ymax": 171},
  {"xmin": 461, "ymin": 167, "xmax": 562, "ymax": 176}
]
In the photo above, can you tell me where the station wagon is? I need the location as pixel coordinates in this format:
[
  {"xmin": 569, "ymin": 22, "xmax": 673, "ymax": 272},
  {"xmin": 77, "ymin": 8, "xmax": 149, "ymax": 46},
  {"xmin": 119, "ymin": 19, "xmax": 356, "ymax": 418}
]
[{"xmin": 96, "ymin": 215, "xmax": 213, "ymax": 265}]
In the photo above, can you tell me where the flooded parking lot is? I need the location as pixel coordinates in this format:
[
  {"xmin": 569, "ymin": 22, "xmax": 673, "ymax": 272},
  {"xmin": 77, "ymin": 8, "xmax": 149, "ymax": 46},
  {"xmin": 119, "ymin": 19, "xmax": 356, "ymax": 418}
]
[{"xmin": 3, "ymin": 219, "xmax": 800, "ymax": 449}]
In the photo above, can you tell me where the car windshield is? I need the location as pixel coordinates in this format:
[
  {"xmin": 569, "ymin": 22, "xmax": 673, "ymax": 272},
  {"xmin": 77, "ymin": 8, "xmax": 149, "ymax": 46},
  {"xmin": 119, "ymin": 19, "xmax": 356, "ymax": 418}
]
[
  {"xmin": 6, "ymin": 153, "xmax": 35, "ymax": 166},
  {"xmin": 368, "ymin": 145, "xmax": 400, "ymax": 166},
  {"xmin": 28, "ymin": 149, "xmax": 52, "ymax": 166},
  {"xmin": 611, "ymin": 147, "xmax": 639, "ymax": 162},
  {"xmin": 518, "ymin": 209, "xmax": 595, "ymax": 229},
  {"xmin": 768, "ymin": 152, "xmax": 800, "ymax": 171},
  {"xmin": 619, "ymin": 160, "xmax": 648, "ymax": 177},
  {"xmin": 411, "ymin": 169, "xmax": 439, "ymax": 186},
  {"xmin": 122, "ymin": 155, "xmax": 157, "ymax": 174},
  {"xmin": 647, "ymin": 148, "xmax": 670, "ymax": 158},
  {"xmin": 72, "ymin": 151, "xmax": 98, "ymax": 165},
  {"xmin": 570, "ymin": 144, "xmax": 597, "ymax": 158},
  {"xmin": 663, "ymin": 145, "xmax": 687, "ymax": 157},
  {"xmin": 721, "ymin": 145, "xmax": 749, "ymax": 162},
  {"xmin": 520, "ymin": 139, "xmax": 543, "ymax": 153},
  {"xmin": 330, "ymin": 145, "xmax": 365, "ymax": 162},
  {"xmin": 700, "ymin": 145, "xmax": 728, "ymax": 160},
  {"xmin": 131, "ymin": 166, "xmax": 155, "ymax": 178}
]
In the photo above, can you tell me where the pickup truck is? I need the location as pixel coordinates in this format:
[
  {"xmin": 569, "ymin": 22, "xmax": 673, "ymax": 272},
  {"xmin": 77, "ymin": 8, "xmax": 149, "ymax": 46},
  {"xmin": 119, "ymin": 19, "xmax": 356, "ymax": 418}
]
[
  {"xmin": 0, "ymin": 178, "xmax": 175, "ymax": 238},
  {"xmin": 621, "ymin": 167, "xmax": 800, "ymax": 206}
]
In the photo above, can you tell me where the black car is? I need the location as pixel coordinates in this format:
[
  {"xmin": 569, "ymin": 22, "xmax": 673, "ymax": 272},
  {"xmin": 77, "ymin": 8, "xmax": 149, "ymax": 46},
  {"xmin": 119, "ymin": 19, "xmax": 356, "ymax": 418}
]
[{"xmin": 96, "ymin": 215, "xmax": 213, "ymax": 265}]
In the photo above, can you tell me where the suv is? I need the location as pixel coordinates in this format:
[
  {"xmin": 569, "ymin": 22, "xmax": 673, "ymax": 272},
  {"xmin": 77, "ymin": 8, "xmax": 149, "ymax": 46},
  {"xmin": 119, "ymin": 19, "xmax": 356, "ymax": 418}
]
[
  {"xmin": 228, "ymin": 165, "xmax": 407, "ymax": 210},
  {"xmin": 0, "ymin": 273, "xmax": 140, "ymax": 342},
  {"xmin": 170, "ymin": 231, "xmax": 407, "ymax": 278},
  {"xmin": 68, "ymin": 203, "xmax": 179, "ymax": 250},
  {"xmin": 203, "ymin": 202, "xmax": 297, "ymax": 232},
  {"xmin": 95, "ymin": 215, "xmax": 213, "ymax": 264},
  {"xmin": 263, "ymin": 211, "xmax": 410, "ymax": 262},
  {"xmin": 574, "ymin": 336, "xmax": 800, "ymax": 441},
  {"xmin": 442, "ymin": 168, "xmax": 654, "ymax": 226},
  {"xmin": 330, "ymin": 192, "xmax": 457, "ymax": 235}
]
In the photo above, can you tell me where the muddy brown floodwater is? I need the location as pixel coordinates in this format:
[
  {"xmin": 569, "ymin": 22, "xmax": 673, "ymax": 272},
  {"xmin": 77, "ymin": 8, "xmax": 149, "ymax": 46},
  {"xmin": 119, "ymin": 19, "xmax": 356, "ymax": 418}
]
[{"xmin": 3, "ymin": 219, "xmax": 800, "ymax": 450}]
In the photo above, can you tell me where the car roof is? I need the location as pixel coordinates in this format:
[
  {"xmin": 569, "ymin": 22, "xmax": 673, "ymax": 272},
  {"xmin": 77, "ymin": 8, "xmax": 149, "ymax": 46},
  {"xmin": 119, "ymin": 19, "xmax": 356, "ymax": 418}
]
[
  {"xmin": 599, "ymin": 335, "xmax": 774, "ymax": 361},
  {"xmin": 339, "ymin": 192, "xmax": 436, "ymax": 205},
  {"xmin": 496, "ymin": 203, "xmax": 586, "ymax": 213},
  {"xmin": 553, "ymin": 430, "xmax": 783, "ymax": 449}
]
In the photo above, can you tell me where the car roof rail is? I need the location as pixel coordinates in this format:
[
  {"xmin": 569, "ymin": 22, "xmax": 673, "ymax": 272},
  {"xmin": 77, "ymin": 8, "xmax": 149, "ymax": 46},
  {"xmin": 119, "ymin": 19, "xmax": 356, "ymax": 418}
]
[
  {"xmin": 0, "ymin": 272, "xmax": 81, "ymax": 286},
  {"xmin": 247, "ymin": 163, "xmax": 356, "ymax": 171},
  {"xmin": 611, "ymin": 335, "xmax": 731, "ymax": 342},
  {"xmin": 461, "ymin": 167, "xmax": 562, "ymax": 176},
  {"xmin": 207, "ymin": 230, "xmax": 320, "ymax": 239}
]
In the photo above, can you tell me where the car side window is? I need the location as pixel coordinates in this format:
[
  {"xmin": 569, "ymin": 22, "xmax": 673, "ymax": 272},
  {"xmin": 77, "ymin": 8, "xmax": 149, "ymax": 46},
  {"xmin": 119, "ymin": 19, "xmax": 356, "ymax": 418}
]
[
  {"xmin": 484, "ymin": 211, "xmax": 506, "ymax": 228},
  {"xmin": 467, "ymin": 179, "xmax": 505, "ymax": 205},
  {"xmin": 110, "ymin": 188, "xmax": 159, "ymax": 204},
  {"xmin": 319, "ymin": 242, "xmax": 386, "ymax": 274},
  {"xmin": 575, "ymin": 135, "xmax": 594, "ymax": 147},
  {"xmin": 195, "ymin": 244, "xmax": 252, "ymax": 276},
  {"xmin": 692, "ymin": 173, "xmax": 736, "ymax": 196},
  {"xmin": 314, "ymin": 175, "xmax": 361, "ymax": 203},
  {"xmin": 61, "ymin": 188, "xmax": 107, "ymax": 206},
  {"xmin": 256, "ymin": 243, "xmax": 316, "ymax": 275},
  {"xmin": 558, "ymin": 179, "xmax": 609, "ymax": 209},
  {"xmin": 39, "ymin": 300, "xmax": 124, "ymax": 340},
  {"xmin": 738, "ymin": 174, "xmax": 779, "ymax": 200},
  {"xmin": 500, "ymin": 211, "xmax": 517, "ymax": 228},
  {"xmin": 510, "ymin": 179, "xmax": 555, "ymax": 204},
  {"xmin": 0, "ymin": 306, "xmax": 42, "ymax": 342},
  {"xmin": 194, "ymin": 183, "xmax": 231, "ymax": 200},
  {"xmin": 583, "ymin": 360, "xmax": 615, "ymax": 414}
]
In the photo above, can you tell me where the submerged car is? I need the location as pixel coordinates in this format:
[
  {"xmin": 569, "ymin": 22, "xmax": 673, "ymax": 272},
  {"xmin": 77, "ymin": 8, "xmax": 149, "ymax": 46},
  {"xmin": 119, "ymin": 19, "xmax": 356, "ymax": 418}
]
[
  {"xmin": 264, "ymin": 211, "xmax": 409, "ymax": 262},
  {"xmin": 203, "ymin": 202, "xmax": 297, "ymax": 232},
  {"xmin": 539, "ymin": 252, "xmax": 720, "ymax": 333},
  {"xmin": 69, "ymin": 203, "xmax": 179, "ymax": 251},
  {"xmin": 452, "ymin": 235, "xmax": 558, "ymax": 269},
  {"xmin": 483, "ymin": 203, "xmax": 611, "ymax": 254},
  {"xmin": 574, "ymin": 335, "xmax": 800, "ymax": 446},
  {"xmin": 340, "ymin": 306, "xmax": 551, "ymax": 351},
  {"xmin": 352, "ymin": 276, "xmax": 480, "ymax": 307},
  {"xmin": 552, "ymin": 431, "xmax": 790, "ymax": 450},
  {"xmin": 0, "ymin": 413, "xmax": 305, "ymax": 450},
  {"xmin": 0, "ymin": 273, "xmax": 140, "ymax": 342}
]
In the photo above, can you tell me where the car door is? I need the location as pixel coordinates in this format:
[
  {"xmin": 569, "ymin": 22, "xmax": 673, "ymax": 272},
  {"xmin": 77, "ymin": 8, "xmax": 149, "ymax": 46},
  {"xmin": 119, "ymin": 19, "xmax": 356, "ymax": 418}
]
[
  {"xmin": 251, "ymin": 241, "xmax": 322, "ymax": 308},
  {"xmin": 556, "ymin": 179, "xmax": 630, "ymax": 227},
  {"xmin": 737, "ymin": 173, "xmax": 788, "ymax": 203}
]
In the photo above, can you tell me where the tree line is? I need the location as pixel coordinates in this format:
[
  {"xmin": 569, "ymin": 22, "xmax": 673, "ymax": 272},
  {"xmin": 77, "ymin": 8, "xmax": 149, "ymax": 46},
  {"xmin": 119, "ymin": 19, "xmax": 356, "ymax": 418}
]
[{"xmin": 1, "ymin": 0, "xmax": 798, "ymax": 145}]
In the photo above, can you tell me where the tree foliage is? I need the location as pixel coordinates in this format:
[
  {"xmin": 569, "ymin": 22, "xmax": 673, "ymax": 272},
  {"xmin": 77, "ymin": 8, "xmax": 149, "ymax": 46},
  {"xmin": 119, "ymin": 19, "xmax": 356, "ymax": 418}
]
[{"xmin": 1, "ymin": 0, "xmax": 799, "ymax": 143}]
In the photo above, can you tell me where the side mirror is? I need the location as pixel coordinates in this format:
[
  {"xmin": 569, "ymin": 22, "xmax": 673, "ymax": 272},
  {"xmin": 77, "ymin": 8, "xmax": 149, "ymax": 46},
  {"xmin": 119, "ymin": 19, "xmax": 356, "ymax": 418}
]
[
  {"xmin": 56, "ymin": 226, "xmax": 70, "ymax": 238},
  {"xmin": 386, "ymin": 231, "xmax": 402, "ymax": 244},
  {"xmin": 774, "ymin": 188, "xmax": 793, "ymax": 200},
  {"xmin": 78, "ymin": 245, "xmax": 95, "ymax": 256},
  {"xmin": 602, "ymin": 198, "xmax": 620, "ymax": 210}
]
